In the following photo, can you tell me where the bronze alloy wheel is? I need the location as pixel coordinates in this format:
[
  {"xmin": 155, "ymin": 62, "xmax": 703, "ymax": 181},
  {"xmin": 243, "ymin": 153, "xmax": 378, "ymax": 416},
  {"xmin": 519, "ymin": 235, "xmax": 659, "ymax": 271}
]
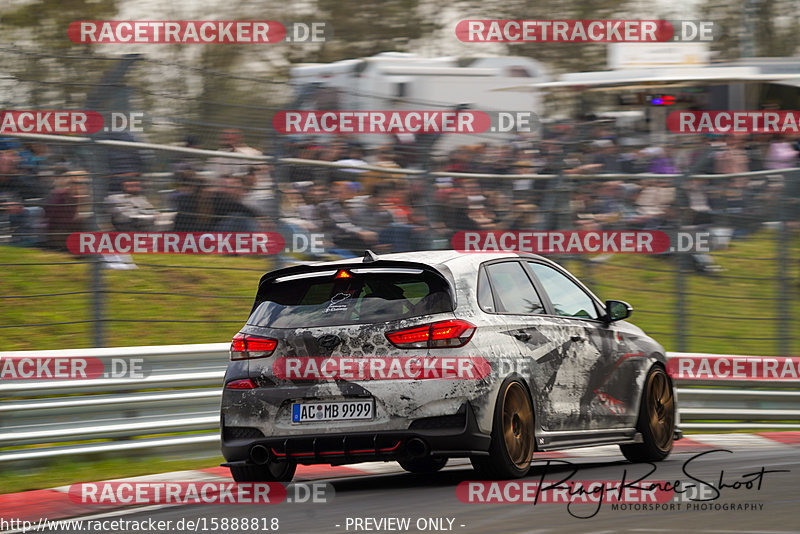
[
  {"xmin": 502, "ymin": 382, "xmax": 534, "ymax": 469},
  {"xmin": 620, "ymin": 365, "xmax": 676, "ymax": 463},
  {"xmin": 471, "ymin": 379, "xmax": 535, "ymax": 478},
  {"xmin": 646, "ymin": 369, "xmax": 674, "ymax": 451}
]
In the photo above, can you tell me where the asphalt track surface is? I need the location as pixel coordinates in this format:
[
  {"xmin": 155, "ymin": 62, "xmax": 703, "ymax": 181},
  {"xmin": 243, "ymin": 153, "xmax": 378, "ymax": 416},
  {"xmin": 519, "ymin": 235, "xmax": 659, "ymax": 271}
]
[{"xmin": 35, "ymin": 441, "xmax": 800, "ymax": 534}]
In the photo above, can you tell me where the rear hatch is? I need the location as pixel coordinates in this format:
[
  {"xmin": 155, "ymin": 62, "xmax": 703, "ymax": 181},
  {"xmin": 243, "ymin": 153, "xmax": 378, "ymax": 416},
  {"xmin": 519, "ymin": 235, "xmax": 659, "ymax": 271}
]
[{"xmin": 237, "ymin": 262, "xmax": 471, "ymax": 383}]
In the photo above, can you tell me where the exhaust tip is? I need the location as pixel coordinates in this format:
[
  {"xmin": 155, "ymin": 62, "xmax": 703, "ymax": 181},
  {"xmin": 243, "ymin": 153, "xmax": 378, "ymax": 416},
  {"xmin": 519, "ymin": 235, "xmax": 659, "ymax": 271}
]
[
  {"xmin": 250, "ymin": 444, "xmax": 270, "ymax": 465},
  {"xmin": 406, "ymin": 438, "xmax": 429, "ymax": 459}
]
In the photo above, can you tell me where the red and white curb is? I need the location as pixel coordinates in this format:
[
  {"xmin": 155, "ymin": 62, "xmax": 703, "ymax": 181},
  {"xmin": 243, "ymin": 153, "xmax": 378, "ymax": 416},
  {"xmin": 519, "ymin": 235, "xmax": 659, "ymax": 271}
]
[{"xmin": 2, "ymin": 432, "xmax": 798, "ymax": 526}]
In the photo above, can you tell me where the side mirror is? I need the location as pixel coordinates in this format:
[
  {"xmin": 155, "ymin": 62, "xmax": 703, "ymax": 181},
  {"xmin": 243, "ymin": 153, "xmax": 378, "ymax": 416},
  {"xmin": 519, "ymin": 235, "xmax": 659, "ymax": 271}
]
[{"xmin": 605, "ymin": 300, "xmax": 632, "ymax": 322}]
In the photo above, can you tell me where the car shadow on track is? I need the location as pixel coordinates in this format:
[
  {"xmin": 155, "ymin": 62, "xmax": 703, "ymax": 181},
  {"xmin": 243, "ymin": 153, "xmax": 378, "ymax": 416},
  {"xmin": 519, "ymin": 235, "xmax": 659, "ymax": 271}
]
[{"xmin": 327, "ymin": 457, "xmax": 640, "ymax": 493}]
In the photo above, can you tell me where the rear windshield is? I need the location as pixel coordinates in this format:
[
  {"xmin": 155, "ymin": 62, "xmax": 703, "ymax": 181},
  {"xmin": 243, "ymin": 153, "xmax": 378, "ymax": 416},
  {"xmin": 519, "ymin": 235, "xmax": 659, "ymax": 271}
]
[{"xmin": 248, "ymin": 268, "xmax": 453, "ymax": 328}]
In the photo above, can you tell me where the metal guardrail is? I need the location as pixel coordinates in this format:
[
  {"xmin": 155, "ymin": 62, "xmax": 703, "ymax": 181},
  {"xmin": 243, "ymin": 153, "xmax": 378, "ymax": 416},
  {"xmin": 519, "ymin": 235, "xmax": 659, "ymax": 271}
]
[
  {"xmin": 1, "ymin": 345, "xmax": 798, "ymax": 464},
  {"xmin": 0, "ymin": 343, "xmax": 228, "ymax": 397}
]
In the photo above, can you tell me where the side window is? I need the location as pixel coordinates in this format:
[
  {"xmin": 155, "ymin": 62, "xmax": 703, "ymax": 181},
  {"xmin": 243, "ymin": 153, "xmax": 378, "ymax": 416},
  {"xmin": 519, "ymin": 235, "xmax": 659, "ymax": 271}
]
[
  {"xmin": 477, "ymin": 267, "xmax": 495, "ymax": 312},
  {"xmin": 528, "ymin": 262, "xmax": 599, "ymax": 320},
  {"xmin": 484, "ymin": 262, "xmax": 545, "ymax": 315}
]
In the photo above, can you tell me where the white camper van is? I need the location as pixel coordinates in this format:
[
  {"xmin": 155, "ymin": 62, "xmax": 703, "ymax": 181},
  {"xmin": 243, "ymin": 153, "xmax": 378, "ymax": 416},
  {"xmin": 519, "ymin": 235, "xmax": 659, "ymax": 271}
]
[{"xmin": 289, "ymin": 52, "xmax": 548, "ymax": 153}]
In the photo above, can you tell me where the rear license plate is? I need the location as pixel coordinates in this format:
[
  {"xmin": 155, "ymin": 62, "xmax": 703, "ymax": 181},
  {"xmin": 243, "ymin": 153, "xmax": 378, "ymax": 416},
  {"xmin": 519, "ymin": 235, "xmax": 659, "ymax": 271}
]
[{"xmin": 292, "ymin": 400, "xmax": 373, "ymax": 423}]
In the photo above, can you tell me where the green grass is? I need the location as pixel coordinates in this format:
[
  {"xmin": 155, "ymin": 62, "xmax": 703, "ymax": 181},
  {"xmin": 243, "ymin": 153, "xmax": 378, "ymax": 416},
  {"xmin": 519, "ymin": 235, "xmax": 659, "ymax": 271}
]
[
  {"xmin": 0, "ymin": 232, "xmax": 797, "ymax": 354},
  {"xmin": 0, "ymin": 455, "xmax": 225, "ymax": 494},
  {"xmin": 0, "ymin": 247, "xmax": 273, "ymax": 350}
]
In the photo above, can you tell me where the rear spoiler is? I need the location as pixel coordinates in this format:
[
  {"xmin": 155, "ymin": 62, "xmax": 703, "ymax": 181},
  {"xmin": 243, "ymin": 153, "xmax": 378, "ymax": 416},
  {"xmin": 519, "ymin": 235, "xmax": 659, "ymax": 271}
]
[{"xmin": 250, "ymin": 260, "xmax": 457, "ymax": 315}]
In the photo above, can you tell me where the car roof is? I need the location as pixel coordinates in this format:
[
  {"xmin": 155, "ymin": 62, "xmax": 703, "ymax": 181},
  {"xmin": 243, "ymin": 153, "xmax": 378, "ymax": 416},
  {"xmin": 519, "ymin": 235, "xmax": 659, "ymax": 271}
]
[
  {"xmin": 302, "ymin": 250, "xmax": 552, "ymax": 272},
  {"xmin": 254, "ymin": 250, "xmax": 601, "ymax": 315}
]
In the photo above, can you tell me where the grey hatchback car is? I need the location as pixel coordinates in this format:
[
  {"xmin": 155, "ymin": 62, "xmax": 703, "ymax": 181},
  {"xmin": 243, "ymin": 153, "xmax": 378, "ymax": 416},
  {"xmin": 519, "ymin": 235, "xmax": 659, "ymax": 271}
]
[{"xmin": 220, "ymin": 251, "xmax": 679, "ymax": 481}]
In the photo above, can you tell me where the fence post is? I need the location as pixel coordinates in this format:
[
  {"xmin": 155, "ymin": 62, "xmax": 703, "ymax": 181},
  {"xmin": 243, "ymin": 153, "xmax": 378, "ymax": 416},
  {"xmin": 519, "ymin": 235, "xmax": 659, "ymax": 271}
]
[
  {"xmin": 674, "ymin": 171, "xmax": 689, "ymax": 352},
  {"xmin": 776, "ymin": 172, "xmax": 792, "ymax": 357},
  {"xmin": 88, "ymin": 147, "xmax": 108, "ymax": 348},
  {"xmin": 673, "ymin": 147, "xmax": 719, "ymax": 353},
  {"xmin": 82, "ymin": 54, "xmax": 141, "ymax": 347},
  {"xmin": 91, "ymin": 256, "xmax": 105, "ymax": 348},
  {"xmin": 420, "ymin": 145, "xmax": 439, "ymax": 249}
]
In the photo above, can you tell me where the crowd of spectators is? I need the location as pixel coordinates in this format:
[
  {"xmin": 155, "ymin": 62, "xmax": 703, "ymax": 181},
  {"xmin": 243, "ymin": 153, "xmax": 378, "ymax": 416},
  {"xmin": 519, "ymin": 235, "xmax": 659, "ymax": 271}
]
[{"xmin": 1, "ymin": 123, "xmax": 798, "ymax": 258}]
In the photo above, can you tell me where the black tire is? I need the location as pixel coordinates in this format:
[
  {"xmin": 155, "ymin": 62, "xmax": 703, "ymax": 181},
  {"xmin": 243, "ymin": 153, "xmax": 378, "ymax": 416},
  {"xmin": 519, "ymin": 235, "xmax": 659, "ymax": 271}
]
[
  {"xmin": 398, "ymin": 456, "xmax": 448, "ymax": 474},
  {"xmin": 620, "ymin": 365, "xmax": 675, "ymax": 463},
  {"xmin": 230, "ymin": 460, "xmax": 297, "ymax": 482},
  {"xmin": 471, "ymin": 379, "xmax": 534, "ymax": 479}
]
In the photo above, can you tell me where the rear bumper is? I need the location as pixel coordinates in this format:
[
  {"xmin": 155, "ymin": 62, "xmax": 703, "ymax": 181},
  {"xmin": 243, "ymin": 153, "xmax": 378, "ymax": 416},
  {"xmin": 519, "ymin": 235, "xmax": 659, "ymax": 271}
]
[{"xmin": 221, "ymin": 402, "xmax": 490, "ymax": 466}]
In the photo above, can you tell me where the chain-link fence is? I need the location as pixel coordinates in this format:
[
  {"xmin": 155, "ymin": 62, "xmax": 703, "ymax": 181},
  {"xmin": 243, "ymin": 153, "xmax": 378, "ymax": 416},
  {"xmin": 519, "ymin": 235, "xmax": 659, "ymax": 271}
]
[{"xmin": 1, "ymin": 49, "xmax": 798, "ymax": 355}]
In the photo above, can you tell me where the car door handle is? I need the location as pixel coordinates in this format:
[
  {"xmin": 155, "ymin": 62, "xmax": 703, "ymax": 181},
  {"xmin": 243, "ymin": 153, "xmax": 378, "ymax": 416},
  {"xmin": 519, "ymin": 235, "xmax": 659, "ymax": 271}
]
[
  {"xmin": 514, "ymin": 331, "xmax": 531, "ymax": 342},
  {"xmin": 570, "ymin": 335, "xmax": 583, "ymax": 342}
]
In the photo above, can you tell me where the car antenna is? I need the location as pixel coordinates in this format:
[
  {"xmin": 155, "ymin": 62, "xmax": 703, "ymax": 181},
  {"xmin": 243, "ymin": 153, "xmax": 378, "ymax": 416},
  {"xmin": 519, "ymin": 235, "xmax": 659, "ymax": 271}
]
[{"xmin": 363, "ymin": 250, "xmax": 378, "ymax": 263}]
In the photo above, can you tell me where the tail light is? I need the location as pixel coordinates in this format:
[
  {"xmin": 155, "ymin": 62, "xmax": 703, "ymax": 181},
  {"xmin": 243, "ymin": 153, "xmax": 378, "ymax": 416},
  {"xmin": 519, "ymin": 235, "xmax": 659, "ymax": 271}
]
[
  {"xmin": 230, "ymin": 333, "xmax": 277, "ymax": 360},
  {"xmin": 225, "ymin": 378, "xmax": 257, "ymax": 389},
  {"xmin": 386, "ymin": 319, "xmax": 476, "ymax": 349}
]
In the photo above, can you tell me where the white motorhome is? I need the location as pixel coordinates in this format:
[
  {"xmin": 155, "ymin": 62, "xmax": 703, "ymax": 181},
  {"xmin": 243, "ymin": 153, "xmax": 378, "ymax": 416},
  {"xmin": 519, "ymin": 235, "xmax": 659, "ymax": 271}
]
[{"xmin": 289, "ymin": 52, "xmax": 548, "ymax": 153}]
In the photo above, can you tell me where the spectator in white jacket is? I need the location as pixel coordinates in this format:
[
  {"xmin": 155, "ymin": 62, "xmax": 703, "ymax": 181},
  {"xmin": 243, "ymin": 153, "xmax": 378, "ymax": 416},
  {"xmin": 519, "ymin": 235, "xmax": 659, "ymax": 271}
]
[{"xmin": 106, "ymin": 178, "xmax": 160, "ymax": 231}]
